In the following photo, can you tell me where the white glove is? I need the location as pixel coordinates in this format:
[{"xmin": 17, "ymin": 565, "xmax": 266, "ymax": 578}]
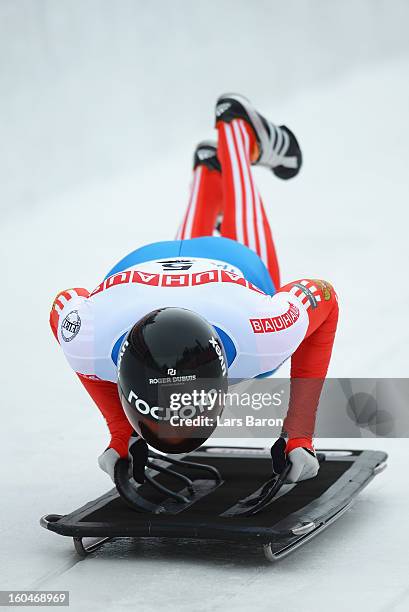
[
  {"xmin": 98, "ymin": 447, "xmax": 120, "ymax": 483},
  {"xmin": 98, "ymin": 436, "xmax": 148, "ymax": 484},
  {"xmin": 286, "ymin": 447, "xmax": 319, "ymax": 483}
]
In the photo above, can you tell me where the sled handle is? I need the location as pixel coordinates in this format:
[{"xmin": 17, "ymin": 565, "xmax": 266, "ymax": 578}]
[{"xmin": 148, "ymin": 451, "xmax": 222, "ymax": 482}]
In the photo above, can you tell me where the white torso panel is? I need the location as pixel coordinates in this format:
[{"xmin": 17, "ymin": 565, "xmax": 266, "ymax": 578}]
[{"xmin": 57, "ymin": 257, "xmax": 309, "ymax": 382}]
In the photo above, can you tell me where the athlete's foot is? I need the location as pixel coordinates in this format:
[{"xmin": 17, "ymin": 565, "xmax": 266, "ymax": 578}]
[
  {"xmin": 193, "ymin": 140, "xmax": 221, "ymax": 172},
  {"xmin": 215, "ymin": 93, "xmax": 302, "ymax": 179}
]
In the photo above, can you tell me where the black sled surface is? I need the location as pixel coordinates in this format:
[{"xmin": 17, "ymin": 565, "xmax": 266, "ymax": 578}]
[{"xmin": 40, "ymin": 446, "xmax": 387, "ymax": 561}]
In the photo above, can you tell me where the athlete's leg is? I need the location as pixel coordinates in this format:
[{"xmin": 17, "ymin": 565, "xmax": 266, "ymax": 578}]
[
  {"xmin": 176, "ymin": 143, "xmax": 223, "ymax": 240},
  {"xmin": 216, "ymin": 119, "xmax": 281, "ymax": 288}
]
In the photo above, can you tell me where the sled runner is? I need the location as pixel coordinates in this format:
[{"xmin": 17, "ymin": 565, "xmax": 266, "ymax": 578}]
[{"xmin": 40, "ymin": 446, "xmax": 387, "ymax": 562}]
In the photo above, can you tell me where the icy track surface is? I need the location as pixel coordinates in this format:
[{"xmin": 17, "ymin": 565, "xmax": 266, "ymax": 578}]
[{"xmin": 1, "ymin": 61, "xmax": 409, "ymax": 611}]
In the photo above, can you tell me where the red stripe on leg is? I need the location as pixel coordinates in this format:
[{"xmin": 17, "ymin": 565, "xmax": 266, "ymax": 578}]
[
  {"xmin": 217, "ymin": 123, "xmax": 238, "ymax": 241},
  {"xmin": 179, "ymin": 169, "xmax": 199, "ymax": 239},
  {"xmin": 190, "ymin": 166, "xmax": 222, "ymax": 237},
  {"xmin": 260, "ymin": 205, "xmax": 280, "ymax": 289},
  {"xmin": 239, "ymin": 121, "xmax": 262, "ymax": 257},
  {"xmin": 231, "ymin": 120, "xmax": 249, "ymax": 246}
]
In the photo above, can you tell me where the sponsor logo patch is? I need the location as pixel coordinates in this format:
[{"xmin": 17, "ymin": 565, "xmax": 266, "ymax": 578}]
[
  {"xmin": 61, "ymin": 310, "xmax": 81, "ymax": 342},
  {"xmin": 313, "ymin": 279, "xmax": 333, "ymax": 301},
  {"xmin": 250, "ymin": 302, "xmax": 300, "ymax": 333}
]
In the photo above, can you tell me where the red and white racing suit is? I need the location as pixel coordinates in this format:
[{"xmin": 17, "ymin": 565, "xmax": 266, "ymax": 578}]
[{"xmin": 50, "ymin": 119, "xmax": 339, "ymax": 457}]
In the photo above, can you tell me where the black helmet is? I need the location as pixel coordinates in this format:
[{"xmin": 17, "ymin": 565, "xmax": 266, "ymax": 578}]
[{"xmin": 117, "ymin": 307, "xmax": 228, "ymax": 453}]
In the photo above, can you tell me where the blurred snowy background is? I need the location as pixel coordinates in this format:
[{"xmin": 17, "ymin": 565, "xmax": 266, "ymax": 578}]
[{"xmin": 1, "ymin": 1, "xmax": 409, "ymax": 611}]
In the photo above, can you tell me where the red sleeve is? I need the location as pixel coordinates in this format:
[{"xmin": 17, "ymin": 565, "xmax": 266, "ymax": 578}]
[
  {"xmin": 278, "ymin": 279, "xmax": 339, "ymax": 439},
  {"xmin": 77, "ymin": 375, "xmax": 133, "ymax": 458}
]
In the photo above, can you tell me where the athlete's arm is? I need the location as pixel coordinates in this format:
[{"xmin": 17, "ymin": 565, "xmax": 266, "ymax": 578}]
[
  {"xmin": 276, "ymin": 278, "xmax": 339, "ymax": 444},
  {"xmin": 76, "ymin": 375, "xmax": 133, "ymax": 457},
  {"xmin": 49, "ymin": 288, "xmax": 132, "ymax": 458}
]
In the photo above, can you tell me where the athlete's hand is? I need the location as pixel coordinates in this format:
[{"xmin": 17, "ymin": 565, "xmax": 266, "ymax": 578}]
[
  {"xmin": 98, "ymin": 436, "xmax": 148, "ymax": 484},
  {"xmin": 271, "ymin": 436, "xmax": 319, "ymax": 483},
  {"xmin": 98, "ymin": 447, "xmax": 120, "ymax": 483}
]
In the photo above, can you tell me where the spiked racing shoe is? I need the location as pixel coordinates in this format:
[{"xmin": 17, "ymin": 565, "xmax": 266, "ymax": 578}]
[
  {"xmin": 193, "ymin": 140, "xmax": 221, "ymax": 172},
  {"xmin": 215, "ymin": 93, "xmax": 302, "ymax": 179}
]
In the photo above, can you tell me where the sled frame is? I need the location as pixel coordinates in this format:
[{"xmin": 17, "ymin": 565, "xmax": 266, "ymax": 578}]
[{"xmin": 40, "ymin": 447, "xmax": 387, "ymax": 560}]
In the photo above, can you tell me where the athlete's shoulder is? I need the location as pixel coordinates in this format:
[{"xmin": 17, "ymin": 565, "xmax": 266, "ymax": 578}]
[
  {"xmin": 49, "ymin": 287, "xmax": 97, "ymax": 373},
  {"xmin": 49, "ymin": 287, "xmax": 91, "ymax": 341},
  {"xmin": 279, "ymin": 278, "xmax": 337, "ymax": 311}
]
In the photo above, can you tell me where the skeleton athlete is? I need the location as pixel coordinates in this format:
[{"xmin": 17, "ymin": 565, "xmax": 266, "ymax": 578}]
[{"xmin": 50, "ymin": 94, "xmax": 339, "ymax": 484}]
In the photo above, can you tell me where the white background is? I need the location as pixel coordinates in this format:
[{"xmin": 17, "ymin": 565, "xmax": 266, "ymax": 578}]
[{"xmin": 1, "ymin": 1, "xmax": 408, "ymax": 611}]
